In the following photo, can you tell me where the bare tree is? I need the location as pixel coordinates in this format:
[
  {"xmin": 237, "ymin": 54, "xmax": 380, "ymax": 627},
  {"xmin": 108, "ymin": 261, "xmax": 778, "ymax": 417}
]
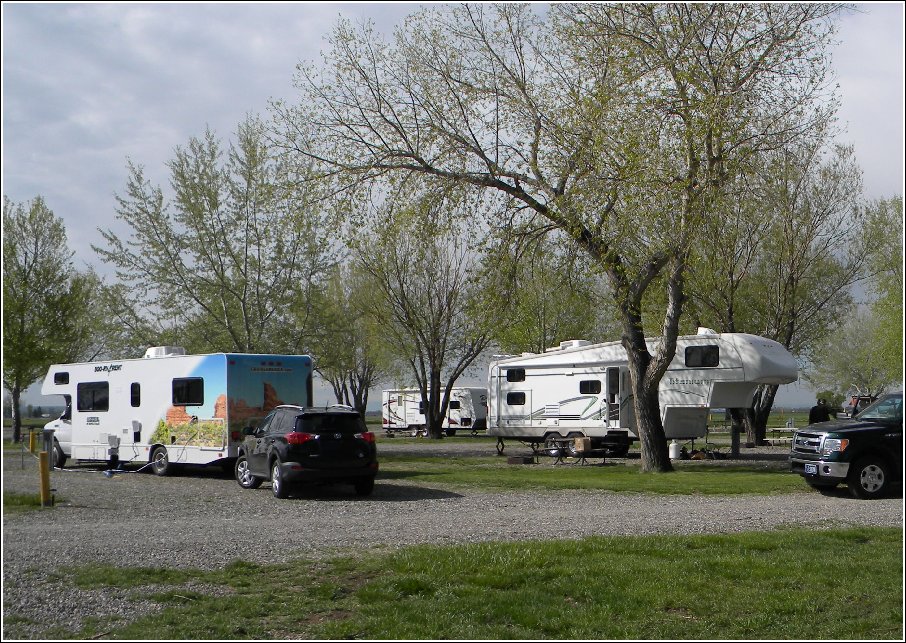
[
  {"xmin": 275, "ymin": 4, "xmax": 841, "ymax": 470},
  {"xmin": 351, "ymin": 184, "xmax": 493, "ymax": 439}
]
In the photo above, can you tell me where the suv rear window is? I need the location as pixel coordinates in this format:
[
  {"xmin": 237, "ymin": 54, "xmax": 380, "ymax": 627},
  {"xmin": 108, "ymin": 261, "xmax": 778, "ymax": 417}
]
[{"xmin": 297, "ymin": 413, "xmax": 366, "ymax": 434}]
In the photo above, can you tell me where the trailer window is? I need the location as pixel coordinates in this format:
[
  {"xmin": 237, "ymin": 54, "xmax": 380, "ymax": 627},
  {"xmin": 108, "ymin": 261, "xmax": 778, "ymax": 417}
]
[
  {"xmin": 506, "ymin": 368, "xmax": 526, "ymax": 382},
  {"xmin": 579, "ymin": 380, "xmax": 601, "ymax": 395},
  {"xmin": 77, "ymin": 382, "xmax": 109, "ymax": 412},
  {"xmin": 130, "ymin": 383, "xmax": 141, "ymax": 407},
  {"xmin": 449, "ymin": 400, "xmax": 461, "ymax": 410},
  {"xmin": 685, "ymin": 345, "xmax": 719, "ymax": 368},
  {"xmin": 172, "ymin": 378, "xmax": 204, "ymax": 406},
  {"xmin": 54, "ymin": 372, "xmax": 69, "ymax": 385},
  {"xmin": 507, "ymin": 392, "xmax": 526, "ymax": 406}
]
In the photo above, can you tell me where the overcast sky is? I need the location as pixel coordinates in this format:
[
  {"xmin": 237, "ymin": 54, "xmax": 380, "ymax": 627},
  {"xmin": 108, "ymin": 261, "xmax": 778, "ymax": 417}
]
[{"xmin": 2, "ymin": 2, "xmax": 904, "ymax": 408}]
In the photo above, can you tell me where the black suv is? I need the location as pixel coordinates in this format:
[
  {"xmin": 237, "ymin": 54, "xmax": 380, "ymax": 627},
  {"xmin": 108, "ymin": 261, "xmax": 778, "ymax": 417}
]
[
  {"xmin": 790, "ymin": 392, "xmax": 902, "ymax": 499},
  {"xmin": 235, "ymin": 405, "xmax": 378, "ymax": 498}
]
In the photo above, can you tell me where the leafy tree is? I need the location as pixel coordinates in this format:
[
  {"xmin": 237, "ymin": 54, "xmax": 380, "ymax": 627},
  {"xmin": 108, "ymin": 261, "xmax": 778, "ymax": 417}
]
[
  {"xmin": 2, "ymin": 196, "xmax": 97, "ymax": 442},
  {"xmin": 688, "ymin": 142, "xmax": 867, "ymax": 444},
  {"xmin": 308, "ymin": 263, "xmax": 390, "ymax": 417},
  {"xmin": 350, "ymin": 184, "xmax": 493, "ymax": 439},
  {"xmin": 94, "ymin": 116, "xmax": 334, "ymax": 355},
  {"xmin": 863, "ymin": 196, "xmax": 903, "ymax": 384},
  {"xmin": 276, "ymin": 3, "xmax": 841, "ymax": 470},
  {"xmin": 806, "ymin": 308, "xmax": 899, "ymax": 399},
  {"xmin": 488, "ymin": 231, "xmax": 619, "ymax": 354}
]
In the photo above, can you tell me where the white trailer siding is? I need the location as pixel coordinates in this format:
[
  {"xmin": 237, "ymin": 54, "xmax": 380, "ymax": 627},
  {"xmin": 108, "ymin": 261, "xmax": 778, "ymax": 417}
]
[
  {"xmin": 488, "ymin": 332, "xmax": 798, "ymax": 443},
  {"xmin": 41, "ymin": 351, "xmax": 312, "ymax": 467},
  {"xmin": 382, "ymin": 387, "xmax": 488, "ymax": 434}
]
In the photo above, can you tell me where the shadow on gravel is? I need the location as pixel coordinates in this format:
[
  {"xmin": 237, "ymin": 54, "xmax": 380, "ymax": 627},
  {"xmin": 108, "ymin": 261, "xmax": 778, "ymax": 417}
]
[{"xmin": 280, "ymin": 482, "xmax": 463, "ymax": 502}]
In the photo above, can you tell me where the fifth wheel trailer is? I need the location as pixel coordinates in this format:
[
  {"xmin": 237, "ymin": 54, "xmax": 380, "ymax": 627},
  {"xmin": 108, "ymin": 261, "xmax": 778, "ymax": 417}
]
[
  {"xmin": 381, "ymin": 387, "xmax": 488, "ymax": 436},
  {"xmin": 40, "ymin": 347, "xmax": 313, "ymax": 474},
  {"xmin": 487, "ymin": 329, "xmax": 798, "ymax": 455}
]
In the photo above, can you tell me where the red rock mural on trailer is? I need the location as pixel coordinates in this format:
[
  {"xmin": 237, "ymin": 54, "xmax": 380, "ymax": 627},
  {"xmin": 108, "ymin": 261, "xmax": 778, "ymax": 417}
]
[{"xmin": 164, "ymin": 382, "xmax": 285, "ymax": 428}]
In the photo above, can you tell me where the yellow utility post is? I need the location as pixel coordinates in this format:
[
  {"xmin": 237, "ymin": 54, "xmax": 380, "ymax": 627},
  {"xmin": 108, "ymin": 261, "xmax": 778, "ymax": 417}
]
[
  {"xmin": 38, "ymin": 451, "xmax": 52, "ymax": 507},
  {"xmin": 29, "ymin": 431, "xmax": 36, "ymax": 454}
]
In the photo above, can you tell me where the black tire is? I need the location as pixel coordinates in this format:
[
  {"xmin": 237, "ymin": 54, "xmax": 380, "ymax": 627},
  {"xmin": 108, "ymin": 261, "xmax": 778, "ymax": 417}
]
[
  {"xmin": 235, "ymin": 454, "xmax": 262, "ymax": 489},
  {"xmin": 150, "ymin": 446, "xmax": 172, "ymax": 477},
  {"xmin": 543, "ymin": 433, "xmax": 562, "ymax": 458},
  {"xmin": 848, "ymin": 456, "xmax": 891, "ymax": 499},
  {"xmin": 445, "ymin": 428, "xmax": 457, "ymax": 437},
  {"xmin": 354, "ymin": 476, "xmax": 376, "ymax": 497},
  {"xmin": 565, "ymin": 432, "xmax": 584, "ymax": 457},
  {"xmin": 52, "ymin": 439, "xmax": 67, "ymax": 469},
  {"xmin": 271, "ymin": 457, "xmax": 289, "ymax": 499}
]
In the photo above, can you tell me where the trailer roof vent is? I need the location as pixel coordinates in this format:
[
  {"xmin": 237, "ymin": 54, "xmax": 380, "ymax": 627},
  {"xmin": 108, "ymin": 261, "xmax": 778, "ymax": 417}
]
[
  {"xmin": 547, "ymin": 339, "xmax": 592, "ymax": 352},
  {"xmin": 143, "ymin": 346, "xmax": 187, "ymax": 359},
  {"xmin": 696, "ymin": 327, "xmax": 718, "ymax": 336}
]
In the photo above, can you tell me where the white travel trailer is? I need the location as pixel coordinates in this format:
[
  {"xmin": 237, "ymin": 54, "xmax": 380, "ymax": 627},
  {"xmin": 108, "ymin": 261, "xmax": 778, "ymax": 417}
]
[
  {"xmin": 381, "ymin": 387, "xmax": 488, "ymax": 436},
  {"xmin": 487, "ymin": 329, "xmax": 798, "ymax": 455},
  {"xmin": 41, "ymin": 347, "xmax": 313, "ymax": 473}
]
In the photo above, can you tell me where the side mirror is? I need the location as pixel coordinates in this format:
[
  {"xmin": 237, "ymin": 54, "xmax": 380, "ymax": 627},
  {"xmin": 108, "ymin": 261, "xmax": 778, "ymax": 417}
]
[{"xmin": 242, "ymin": 426, "xmax": 256, "ymax": 436}]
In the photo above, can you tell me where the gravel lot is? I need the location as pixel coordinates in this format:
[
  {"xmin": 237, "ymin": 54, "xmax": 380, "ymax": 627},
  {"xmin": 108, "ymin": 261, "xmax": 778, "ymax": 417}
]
[{"xmin": 3, "ymin": 437, "xmax": 902, "ymax": 639}]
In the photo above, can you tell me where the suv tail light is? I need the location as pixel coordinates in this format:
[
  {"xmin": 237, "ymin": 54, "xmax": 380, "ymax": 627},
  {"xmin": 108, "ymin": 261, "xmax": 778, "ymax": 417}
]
[
  {"xmin": 356, "ymin": 431, "xmax": 376, "ymax": 443},
  {"xmin": 286, "ymin": 432, "xmax": 316, "ymax": 445}
]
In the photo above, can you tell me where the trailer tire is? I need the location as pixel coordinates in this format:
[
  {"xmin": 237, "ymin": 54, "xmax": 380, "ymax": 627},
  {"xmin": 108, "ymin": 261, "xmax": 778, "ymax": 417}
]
[
  {"xmin": 150, "ymin": 446, "xmax": 172, "ymax": 477},
  {"xmin": 52, "ymin": 439, "xmax": 67, "ymax": 469},
  {"xmin": 271, "ymin": 457, "xmax": 289, "ymax": 499},
  {"xmin": 235, "ymin": 454, "xmax": 262, "ymax": 489},
  {"xmin": 543, "ymin": 433, "xmax": 562, "ymax": 458}
]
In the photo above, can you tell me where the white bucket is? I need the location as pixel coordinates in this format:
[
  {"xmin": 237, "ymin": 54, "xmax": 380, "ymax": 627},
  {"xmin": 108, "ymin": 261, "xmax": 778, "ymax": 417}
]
[{"xmin": 668, "ymin": 440, "xmax": 682, "ymax": 459}]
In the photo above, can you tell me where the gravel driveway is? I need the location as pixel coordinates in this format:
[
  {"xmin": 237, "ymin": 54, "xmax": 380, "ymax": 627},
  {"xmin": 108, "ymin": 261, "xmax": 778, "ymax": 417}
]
[{"xmin": 3, "ymin": 438, "xmax": 902, "ymax": 638}]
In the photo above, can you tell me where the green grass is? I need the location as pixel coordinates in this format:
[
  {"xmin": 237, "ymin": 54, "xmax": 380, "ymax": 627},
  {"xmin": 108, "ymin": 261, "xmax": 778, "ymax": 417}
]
[
  {"xmin": 2, "ymin": 491, "xmax": 61, "ymax": 512},
  {"xmin": 37, "ymin": 527, "xmax": 903, "ymax": 640},
  {"xmin": 378, "ymin": 454, "xmax": 801, "ymax": 495}
]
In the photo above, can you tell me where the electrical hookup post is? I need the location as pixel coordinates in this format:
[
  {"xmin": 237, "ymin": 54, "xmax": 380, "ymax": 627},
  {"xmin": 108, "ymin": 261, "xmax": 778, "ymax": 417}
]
[{"xmin": 39, "ymin": 427, "xmax": 55, "ymax": 506}]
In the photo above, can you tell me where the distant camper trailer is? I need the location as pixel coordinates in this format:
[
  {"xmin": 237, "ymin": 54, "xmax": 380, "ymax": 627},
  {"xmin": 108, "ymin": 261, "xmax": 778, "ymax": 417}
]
[
  {"xmin": 381, "ymin": 387, "xmax": 488, "ymax": 436},
  {"xmin": 487, "ymin": 329, "xmax": 798, "ymax": 455},
  {"xmin": 41, "ymin": 347, "xmax": 313, "ymax": 474}
]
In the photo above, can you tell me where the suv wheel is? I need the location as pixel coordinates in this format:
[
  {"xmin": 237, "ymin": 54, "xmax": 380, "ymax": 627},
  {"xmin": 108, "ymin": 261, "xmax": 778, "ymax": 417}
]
[
  {"xmin": 271, "ymin": 457, "xmax": 289, "ymax": 499},
  {"xmin": 848, "ymin": 456, "xmax": 890, "ymax": 499},
  {"xmin": 235, "ymin": 454, "xmax": 262, "ymax": 489},
  {"xmin": 354, "ymin": 476, "xmax": 375, "ymax": 497}
]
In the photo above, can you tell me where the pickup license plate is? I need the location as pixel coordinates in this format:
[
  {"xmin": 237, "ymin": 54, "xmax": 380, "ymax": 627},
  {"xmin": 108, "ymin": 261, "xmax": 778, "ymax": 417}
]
[{"xmin": 805, "ymin": 463, "xmax": 818, "ymax": 475}]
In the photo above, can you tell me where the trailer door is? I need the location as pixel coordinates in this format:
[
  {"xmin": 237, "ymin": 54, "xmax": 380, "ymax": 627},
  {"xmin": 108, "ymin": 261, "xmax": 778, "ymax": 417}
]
[{"xmin": 606, "ymin": 368, "xmax": 620, "ymax": 428}]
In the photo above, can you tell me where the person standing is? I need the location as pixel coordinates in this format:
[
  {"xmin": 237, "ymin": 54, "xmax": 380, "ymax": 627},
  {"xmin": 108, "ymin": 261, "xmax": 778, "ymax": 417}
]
[{"xmin": 809, "ymin": 398, "xmax": 831, "ymax": 424}]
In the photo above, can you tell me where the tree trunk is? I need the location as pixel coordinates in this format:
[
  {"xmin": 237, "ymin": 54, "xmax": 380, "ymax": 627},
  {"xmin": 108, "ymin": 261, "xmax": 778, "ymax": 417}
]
[
  {"xmin": 743, "ymin": 385, "xmax": 778, "ymax": 446},
  {"xmin": 11, "ymin": 386, "xmax": 22, "ymax": 443},
  {"xmin": 630, "ymin": 374, "xmax": 673, "ymax": 472}
]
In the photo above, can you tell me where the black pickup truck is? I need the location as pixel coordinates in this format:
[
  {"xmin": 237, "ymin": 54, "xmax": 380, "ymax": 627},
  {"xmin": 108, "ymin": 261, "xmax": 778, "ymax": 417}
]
[{"xmin": 790, "ymin": 392, "xmax": 902, "ymax": 499}]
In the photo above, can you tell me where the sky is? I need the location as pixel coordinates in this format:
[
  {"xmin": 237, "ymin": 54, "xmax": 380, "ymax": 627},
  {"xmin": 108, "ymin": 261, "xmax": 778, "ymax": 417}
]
[{"xmin": 2, "ymin": 2, "xmax": 904, "ymax": 409}]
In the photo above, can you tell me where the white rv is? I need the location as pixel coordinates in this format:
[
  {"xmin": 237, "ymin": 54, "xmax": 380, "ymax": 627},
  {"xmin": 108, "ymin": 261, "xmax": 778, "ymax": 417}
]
[
  {"xmin": 40, "ymin": 347, "xmax": 313, "ymax": 474},
  {"xmin": 487, "ymin": 329, "xmax": 798, "ymax": 455},
  {"xmin": 381, "ymin": 387, "xmax": 488, "ymax": 436}
]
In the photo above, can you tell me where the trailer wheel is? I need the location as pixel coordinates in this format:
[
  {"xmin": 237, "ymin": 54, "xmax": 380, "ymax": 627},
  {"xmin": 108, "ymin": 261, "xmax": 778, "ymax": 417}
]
[
  {"xmin": 235, "ymin": 454, "xmax": 262, "ymax": 489},
  {"xmin": 543, "ymin": 433, "xmax": 562, "ymax": 458},
  {"xmin": 150, "ymin": 446, "xmax": 172, "ymax": 476},
  {"xmin": 52, "ymin": 439, "xmax": 67, "ymax": 469}
]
